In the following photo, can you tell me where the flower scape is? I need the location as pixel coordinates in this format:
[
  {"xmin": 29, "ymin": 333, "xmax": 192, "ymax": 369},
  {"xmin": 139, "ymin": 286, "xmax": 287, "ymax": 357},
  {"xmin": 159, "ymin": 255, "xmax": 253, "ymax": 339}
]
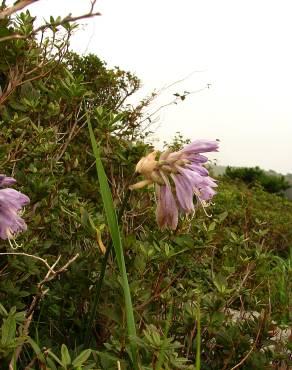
[
  {"xmin": 130, "ymin": 139, "xmax": 219, "ymax": 230},
  {"xmin": 0, "ymin": 175, "xmax": 30, "ymax": 240}
]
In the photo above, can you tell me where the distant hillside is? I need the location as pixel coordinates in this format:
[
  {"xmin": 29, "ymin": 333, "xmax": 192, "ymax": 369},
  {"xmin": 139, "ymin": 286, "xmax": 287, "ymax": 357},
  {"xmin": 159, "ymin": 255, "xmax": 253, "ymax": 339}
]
[
  {"xmin": 211, "ymin": 165, "xmax": 227, "ymax": 176},
  {"xmin": 211, "ymin": 165, "xmax": 292, "ymax": 200},
  {"xmin": 285, "ymin": 173, "xmax": 292, "ymax": 184},
  {"xmin": 285, "ymin": 187, "xmax": 292, "ymax": 199}
]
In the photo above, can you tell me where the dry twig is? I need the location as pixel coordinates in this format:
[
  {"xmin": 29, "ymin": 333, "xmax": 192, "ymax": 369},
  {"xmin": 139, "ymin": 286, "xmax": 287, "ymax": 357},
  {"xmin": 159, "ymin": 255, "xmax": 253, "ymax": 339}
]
[{"xmin": 0, "ymin": 252, "xmax": 55, "ymax": 274}]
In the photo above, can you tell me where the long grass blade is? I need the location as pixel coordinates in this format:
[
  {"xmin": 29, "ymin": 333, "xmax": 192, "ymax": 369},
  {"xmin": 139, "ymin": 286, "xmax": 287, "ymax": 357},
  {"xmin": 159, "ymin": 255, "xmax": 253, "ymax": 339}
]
[
  {"xmin": 195, "ymin": 305, "xmax": 201, "ymax": 370},
  {"xmin": 87, "ymin": 117, "xmax": 138, "ymax": 369}
]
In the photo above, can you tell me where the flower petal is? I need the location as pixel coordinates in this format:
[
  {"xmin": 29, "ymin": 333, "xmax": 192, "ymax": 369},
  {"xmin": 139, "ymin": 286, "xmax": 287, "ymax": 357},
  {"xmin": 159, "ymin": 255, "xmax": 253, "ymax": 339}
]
[
  {"xmin": 0, "ymin": 188, "xmax": 30, "ymax": 211},
  {"xmin": 199, "ymin": 186, "xmax": 217, "ymax": 201},
  {"xmin": 171, "ymin": 174, "xmax": 194, "ymax": 213},
  {"xmin": 0, "ymin": 207, "xmax": 27, "ymax": 239},
  {"xmin": 155, "ymin": 184, "xmax": 178, "ymax": 230},
  {"xmin": 0, "ymin": 175, "xmax": 16, "ymax": 187},
  {"xmin": 177, "ymin": 167, "xmax": 204, "ymax": 187},
  {"xmin": 0, "ymin": 188, "xmax": 30, "ymax": 239},
  {"xmin": 186, "ymin": 163, "xmax": 209, "ymax": 176},
  {"xmin": 201, "ymin": 176, "xmax": 218, "ymax": 188},
  {"xmin": 181, "ymin": 140, "xmax": 219, "ymax": 154},
  {"xmin": 185, "ymin": 153, "xmax": 209, "ymax": 163}
]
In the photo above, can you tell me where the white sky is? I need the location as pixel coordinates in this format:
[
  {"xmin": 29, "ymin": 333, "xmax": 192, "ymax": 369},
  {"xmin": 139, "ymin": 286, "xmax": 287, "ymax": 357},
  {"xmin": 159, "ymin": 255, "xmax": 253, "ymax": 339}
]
[{"xmin": 20, "ymin": 0, "xmax": 292, "ymax": 174}]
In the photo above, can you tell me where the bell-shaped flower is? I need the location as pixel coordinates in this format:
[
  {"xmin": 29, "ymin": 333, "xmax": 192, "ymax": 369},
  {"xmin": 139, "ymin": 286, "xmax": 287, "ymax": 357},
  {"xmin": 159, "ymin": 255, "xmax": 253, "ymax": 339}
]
[
  {"xmin": 0, "ymin": 176, "xmax": 30, "ymax": 240},
  {"xmin": 130, "ymin": 139, "xmax": 219, "ymax": 230}
]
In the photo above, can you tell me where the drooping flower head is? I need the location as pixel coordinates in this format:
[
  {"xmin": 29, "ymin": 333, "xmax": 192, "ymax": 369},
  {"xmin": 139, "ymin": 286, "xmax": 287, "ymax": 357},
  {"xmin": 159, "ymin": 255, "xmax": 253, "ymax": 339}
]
[
  {"xmin": 130, "ymin": 140, "xmax": 219, "ymax": 230},
  {"xmin": 0, "ymin": 175, "xmax": 30, "ymax": 240}
]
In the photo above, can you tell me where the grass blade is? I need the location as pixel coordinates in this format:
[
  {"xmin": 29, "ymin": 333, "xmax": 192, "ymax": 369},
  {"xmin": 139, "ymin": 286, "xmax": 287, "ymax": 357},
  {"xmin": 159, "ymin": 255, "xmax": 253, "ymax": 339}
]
[
  {"xmin": 195, "ymin": 305, "xmax": 201, "ymax": 370},
  {"xmin": 87, "ymin": 117, "xmax": 138, "ymax": 369}
]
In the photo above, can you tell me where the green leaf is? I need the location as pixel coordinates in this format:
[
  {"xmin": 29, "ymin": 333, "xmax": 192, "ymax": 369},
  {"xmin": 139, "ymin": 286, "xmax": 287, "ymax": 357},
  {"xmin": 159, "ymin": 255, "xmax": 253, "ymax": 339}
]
[
  {"xmin": 0, "ymin": 303, "xmax": 8, "ymax": 317},
  {"xmin": 208, "ymin": 221, "xmax": 216, "ymax": 232},
  {"xmin": 72, "ymin": 349, "xmax": 92, "ymax": 367},
  {"xmin": 46, "ymin": 357, "xmax": 58, "ymax": 370},
  {"xmin": 0, "ymin": 26, "xmax": 11, "ymax": 37},
  {"xmin": 27, "ymin": 337, "xmax": 46, "ymax": 363},
  {"xmin": 47, "ymin": 349, "xmax": 63, "ymax": 366},
  {"xmin": 61, "ymin": 343, "xmax": 71, "ymax": 366},
  {"xmin": 87, "ymin": 116, "xmax": 139, "ymax": 370},
  {"xmin": 1, "ymin": 315, "xmax": 16, "ymax": 346},
  {"xmin": 218, "ymin": 210, "xmax": 228, "ymax": 222}
]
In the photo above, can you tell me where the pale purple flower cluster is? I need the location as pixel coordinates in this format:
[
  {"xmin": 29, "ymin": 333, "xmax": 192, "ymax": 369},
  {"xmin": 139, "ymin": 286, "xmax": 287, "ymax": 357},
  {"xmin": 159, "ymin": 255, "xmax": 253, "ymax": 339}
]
[
  {"xmin": 130, "ymin": 140, "xmax": 219, "ymax": 230},
  {"xmin": 0, "ymin": 175, "xmax": 30, "ymax": 240}
]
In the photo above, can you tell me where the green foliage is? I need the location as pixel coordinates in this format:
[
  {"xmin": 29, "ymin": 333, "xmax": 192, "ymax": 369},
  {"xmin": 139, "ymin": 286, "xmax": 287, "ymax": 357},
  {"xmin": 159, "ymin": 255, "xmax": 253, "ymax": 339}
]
[
  {"xmin": 0, "ymin": 304, "xmax": 26, "ymax": 358},
  {"xmin": 1, "ymin": 4, "xmax": 292, "ymax": 370},
  {"xmin": 225, "ymin": 165, "xmax": 290, "ymax": 194},
  {"xmin": 163, "ymin": 132, "xmax": 191, "ymax": 151}
]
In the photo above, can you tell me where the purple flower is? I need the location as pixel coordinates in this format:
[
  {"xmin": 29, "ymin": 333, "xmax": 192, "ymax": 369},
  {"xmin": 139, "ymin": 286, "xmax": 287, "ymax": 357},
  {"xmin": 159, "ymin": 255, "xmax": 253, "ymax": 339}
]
[
  {"xmin": 155, "ymin": 183, "xmax": 178, "ymax": 230},
  {"xmin": 0, "ymin": 174, "xmax": 16, "ymax": 187},
  {"xmin": 0, "ymin": 176, "xmax": 30, "ymax": 240},
  {"xmin": 130, "ymin": 139, "xmax": 219, "ymax": 230}
]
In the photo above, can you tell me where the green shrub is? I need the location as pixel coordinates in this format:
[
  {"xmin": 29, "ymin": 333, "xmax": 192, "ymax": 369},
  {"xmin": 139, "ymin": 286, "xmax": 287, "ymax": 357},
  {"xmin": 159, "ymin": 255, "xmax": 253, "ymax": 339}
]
[{"xmin": 225, "ymin": 166, "xmax": 290, "ymax": 194}]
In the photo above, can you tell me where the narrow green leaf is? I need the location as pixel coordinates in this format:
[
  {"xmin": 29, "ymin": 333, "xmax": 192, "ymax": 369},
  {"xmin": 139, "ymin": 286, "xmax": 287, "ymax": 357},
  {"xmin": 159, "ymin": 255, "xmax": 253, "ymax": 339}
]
[
  {"xmin": 47, "ymin": 349, "xmax": 63, "ymax": 366},
  {"xmin": 1, "ymin": 315, "xmax": 16, "ymax": 346},
  {"xmin": 87, "ymin": 116, "xmax": 138, "ymax": 370},
  {"xmin": 195, "ymin": 305, "xmax": 201, "ymax": 370},
  {"xmin": 72, "ymin": 349, "xmax": 92, "ymax": 367},
  {"xmin": 46, "ymin": 357, "xmax": 58, "ymax": 370},
  {"xmin": 87, "ymin": 119, "xmax": 123, "ymax": 270},
  {"xmin": 0, "ymin": 303, "xmax": 8, "ymax": 316},
  {"xmin": 61, "ymin": 344, "xmax": 71, "ymax": 366},
  {"xmin": 27, "ymin": 337, "xmax": 46, "ymax": 363}
]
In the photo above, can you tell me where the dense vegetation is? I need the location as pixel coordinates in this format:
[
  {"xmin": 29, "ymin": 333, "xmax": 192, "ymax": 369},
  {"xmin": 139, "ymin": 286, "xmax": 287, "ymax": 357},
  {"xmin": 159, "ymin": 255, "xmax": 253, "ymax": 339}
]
[{"xmin": 1, "ymin": 4, "xmax": 292, "ymax": 369}]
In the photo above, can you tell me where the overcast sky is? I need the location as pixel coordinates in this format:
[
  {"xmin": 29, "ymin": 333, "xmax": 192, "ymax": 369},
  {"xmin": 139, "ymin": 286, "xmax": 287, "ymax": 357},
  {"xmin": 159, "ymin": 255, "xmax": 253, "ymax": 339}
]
[{"xmin": 23, "ymin": 0, "xmax": 292, "ymax": 174}]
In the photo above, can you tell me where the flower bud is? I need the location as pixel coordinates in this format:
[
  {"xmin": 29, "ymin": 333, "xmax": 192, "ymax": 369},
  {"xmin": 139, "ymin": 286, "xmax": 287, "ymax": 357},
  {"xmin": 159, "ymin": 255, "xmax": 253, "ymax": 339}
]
[{"xmin": 135, "ymin": 151, "xmax": 158, "ymax": 178}]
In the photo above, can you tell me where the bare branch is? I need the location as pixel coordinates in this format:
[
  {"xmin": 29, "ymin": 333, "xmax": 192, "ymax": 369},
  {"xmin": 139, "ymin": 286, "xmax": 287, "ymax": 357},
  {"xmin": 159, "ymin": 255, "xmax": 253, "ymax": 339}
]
[
  {"xmin": 39, "ymin": 253, "xmax": 79, "ymax": 285},
  {"xmin": 139, "ymin": 86, "xmax": 208, "ymax": 128},
  {"xmin": 0, "ymin": 252, "xmax": 55, "ymax": 274},
  {"xmin": 0, "ymin": 0, "xmax": 39, "ymax": 19},
  {"xmin": 0, "ymin": 3, "xmax": 101, "ymax": 43}
]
